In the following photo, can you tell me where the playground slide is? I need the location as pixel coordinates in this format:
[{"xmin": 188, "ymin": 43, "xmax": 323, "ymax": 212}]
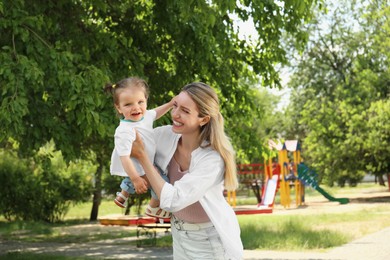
[
  {"xmin": 315, "ymin": 186, "xmax": 349, "ymax": 204},
  {"xmin": 298, "ymin": 163, "xmax": 349, "ymax": 205},
  {"xmin": 259, "ymin": 175, "xmax": 278, "ymax": 208}
]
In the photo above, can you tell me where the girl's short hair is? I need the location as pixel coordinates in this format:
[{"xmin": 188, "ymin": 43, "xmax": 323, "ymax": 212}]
[{"xmin": 104, "ymin": 77, "xmax": 149, "ymax": 105}]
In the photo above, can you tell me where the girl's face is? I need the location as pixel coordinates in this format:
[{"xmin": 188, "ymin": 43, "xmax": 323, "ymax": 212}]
[
  {"xmin": 171, "ymin": 91, "xmax": 209, "ymax": 135},
  {"xmin": 115, "ymin": 87, "xmax": 147, "ymax": 121}
]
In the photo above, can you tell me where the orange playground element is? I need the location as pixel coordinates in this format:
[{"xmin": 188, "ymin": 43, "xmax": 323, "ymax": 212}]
[
  {"xmin": 267, "ymin": 140, "xmax": 304, "ymax": 208},
  {"xmin": 99, "ymin": 215, "xmax": 170, "ymax": 226}
]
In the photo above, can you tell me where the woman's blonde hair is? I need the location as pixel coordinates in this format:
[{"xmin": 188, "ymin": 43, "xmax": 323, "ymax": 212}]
[{"xmin": 182, "ymin": 82, "xmax": 238, "ymax": 191}]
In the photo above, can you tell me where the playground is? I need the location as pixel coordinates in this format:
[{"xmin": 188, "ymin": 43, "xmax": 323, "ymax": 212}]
[{"xmin": 227, "ymin": 139, "xmax": 351, "ymax": 215}]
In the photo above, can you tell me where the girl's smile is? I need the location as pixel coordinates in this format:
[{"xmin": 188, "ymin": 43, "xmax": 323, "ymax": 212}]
[{"xmin": 115, "ymin": 87, "xmax": 147, "ymax": 122}]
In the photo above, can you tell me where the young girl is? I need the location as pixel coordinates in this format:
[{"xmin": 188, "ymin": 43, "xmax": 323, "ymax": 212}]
[
  {"xmin": 105, "ymin": 77, "xmax": 172, "ymax": 219},
  {"xmin": 131, "ymin": 82, "xmax": 243, "ymax": 259}
]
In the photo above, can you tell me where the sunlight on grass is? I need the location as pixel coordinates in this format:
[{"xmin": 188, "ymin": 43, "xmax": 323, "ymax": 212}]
[
  {"xmin": 238, "ymin": 203, "xmax": 390, "ymax": 251},
  {"xmin": 239, "ymin": 216, "xmax": 348, "ymax": 250},
  {"xmin": 240, "ymin": 220, "xmax": 335, "ymax": 251},
  {"xmin": 65, "ymin": 199, "xmax": 148, "ymax": 220}
]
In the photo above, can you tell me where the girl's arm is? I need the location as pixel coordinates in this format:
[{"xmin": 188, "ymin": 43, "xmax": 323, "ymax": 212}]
[
  {"xmin": 131, "ymin": 132, "xmax": 166, "ymax": 198},
  {"xmin": 154, "ymin": 96, "xmax": 175, "ymax": 120},
  {"xmin": 120, "ymin": 156, "xmax": 148, "ymax": 194}
]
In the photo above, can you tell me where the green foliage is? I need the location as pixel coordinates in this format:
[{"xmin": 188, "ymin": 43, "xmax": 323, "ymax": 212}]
[
  {"xmin": 0, "ymin": 0, "xmax": 319, "ymax": 160},
  {"xmin": 0, "ymin": 146, "xmax": 93, "ymax": 222},
  {"xmin": 283, "ymin": 0, "xmax": 390, "ymax": 186},
  {"xmin": 233, "ymin": 85, "xmax": 283, "ymax": 163},
  {"xmin": 363, "ymin": 99, "xmax": 390, "ymax": 176},
  {"xmin": 0, "ymin": 0, "xmax": 320, "ymax": 219}
]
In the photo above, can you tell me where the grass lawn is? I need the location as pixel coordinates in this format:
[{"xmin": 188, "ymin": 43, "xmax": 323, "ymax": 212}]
[
  {"xmin": 237, "ymin": 183, "xmax": 390, "ymax": 251},
  {"xmin": 1, "ymin": 183, "xmax": 389, "ymax": 259},
  {"xmin": 238, "ymin": 204, "xmax": 390, "ymax": 251}
]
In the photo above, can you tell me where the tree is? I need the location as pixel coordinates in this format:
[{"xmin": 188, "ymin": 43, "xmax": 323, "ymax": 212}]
[
  {"xmin": 362, "ymin": 99, "xmax": 390, "ymax": 186},
  {"xmin": 232, "ymin": 80, "xmax": 282, "ymax": 163},
  {"xmin": 0, "ymin": 0, "xmax": 319, "ymax": 220},
  {"xmin": 283, "ymin": 0, "xmax": 390, "ymax": 186}
]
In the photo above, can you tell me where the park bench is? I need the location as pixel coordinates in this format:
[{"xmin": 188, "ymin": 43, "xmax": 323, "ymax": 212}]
[
  {"xmin": 98, "ymin": 215, "xmax": 171, "ymax": 247},
  {"xmin": 136, "ymin": 218, "xmax": 171, "ymax": 247},
  {"xmin": 237, "ymin": 163, "xmax": 265, "ymax": 204}
]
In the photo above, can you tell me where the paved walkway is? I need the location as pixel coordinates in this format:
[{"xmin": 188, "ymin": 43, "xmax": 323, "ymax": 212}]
[{"xmin": 1, "ymin": 226, "xmax": 390, "ymax": 259}]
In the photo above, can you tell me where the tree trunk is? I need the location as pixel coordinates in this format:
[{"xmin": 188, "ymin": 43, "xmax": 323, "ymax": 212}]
[
  {"xmin": 124, "ymin": 196, "xmax": 136, "ymax": 215},
  {"xmin": 378, "ymin": 174, "xmax": 385, "ymax": 186},
  {"xmin": 90, "ymin": 158, "xmax": 103, "ymax": 221},
  {"xmin": 387, "ymin": 173, "xmax": 390, "ymax": 191}
]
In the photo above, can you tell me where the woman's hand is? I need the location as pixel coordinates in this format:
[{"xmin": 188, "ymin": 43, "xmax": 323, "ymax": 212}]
[
  {"xmin": 131, "ymin": 130, "xmax": 146, "ymax": 160},
  {"xmin": 131, "ymin": 130, "xmax": 165, "ymax": 198}
]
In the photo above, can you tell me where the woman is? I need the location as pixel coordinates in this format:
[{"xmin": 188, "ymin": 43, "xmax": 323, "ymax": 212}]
[{"xmin": 132, "ymin": 82, "xmax": 243, "ymax": 259}]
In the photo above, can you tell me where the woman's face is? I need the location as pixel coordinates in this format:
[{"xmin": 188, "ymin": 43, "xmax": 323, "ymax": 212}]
[{"xmin": 171, "ymin": 91, "xmax": 206, "ymax": 135}]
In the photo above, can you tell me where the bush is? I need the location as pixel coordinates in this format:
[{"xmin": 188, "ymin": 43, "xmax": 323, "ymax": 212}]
[
  {"xmin": 0, "ymin": 147, "xmax": 93, "ymax": 222},
  {"xmin": 0, "ymin": 150, "xmax": 32, "ymax": 220}
]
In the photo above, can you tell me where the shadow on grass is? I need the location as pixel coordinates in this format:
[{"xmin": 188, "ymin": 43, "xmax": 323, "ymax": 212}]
[
  {"xmin": 0, "ymin": 252, "xmax": 90, "ymax": 260},
  {"xmin": 350, "ymin": 196, "xmax": 390, "ymax": 203},
  {"xmin": 0, "ymin": 219, "xmax": 137, "ymax": 243}
]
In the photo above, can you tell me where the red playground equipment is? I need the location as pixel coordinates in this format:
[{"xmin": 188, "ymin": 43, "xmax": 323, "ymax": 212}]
[{"xmin": 227, "ymin": 139, "xmax": 305, "ymax": 212}]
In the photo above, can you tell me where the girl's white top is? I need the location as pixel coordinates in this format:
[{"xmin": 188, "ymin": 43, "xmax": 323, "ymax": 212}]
[
  {"xmin": 154, "ymin": 125, "xmax": 244, "ymax": 260},
  {"xmin": 110, "ymin": 110, "xmax": 157, "ymax": 177}
]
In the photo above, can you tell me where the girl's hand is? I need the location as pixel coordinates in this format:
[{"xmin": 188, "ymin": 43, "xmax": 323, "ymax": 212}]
[
  {"xmin": 131, "ymin": 130, "xmax": 146, "ymax": 160},
  {"xmin": 132, "ymin": 176, "xmax": 148, "ymax": 194}
]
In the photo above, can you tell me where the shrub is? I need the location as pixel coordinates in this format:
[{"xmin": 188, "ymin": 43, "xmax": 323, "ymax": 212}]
[{"xmin": 0, "ymin": 147, "xmax": 93, "ymax": 222}]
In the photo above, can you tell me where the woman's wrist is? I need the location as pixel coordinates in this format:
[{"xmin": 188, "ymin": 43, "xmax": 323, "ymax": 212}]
[{"xmin": 136, "ymin": 150, "xmax": 148, "ymax": 164}]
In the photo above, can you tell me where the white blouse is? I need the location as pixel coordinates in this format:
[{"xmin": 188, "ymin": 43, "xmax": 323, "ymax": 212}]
[{"xmin": 154, "ymin": 125, "xmax": 243, "ymax": 260}]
